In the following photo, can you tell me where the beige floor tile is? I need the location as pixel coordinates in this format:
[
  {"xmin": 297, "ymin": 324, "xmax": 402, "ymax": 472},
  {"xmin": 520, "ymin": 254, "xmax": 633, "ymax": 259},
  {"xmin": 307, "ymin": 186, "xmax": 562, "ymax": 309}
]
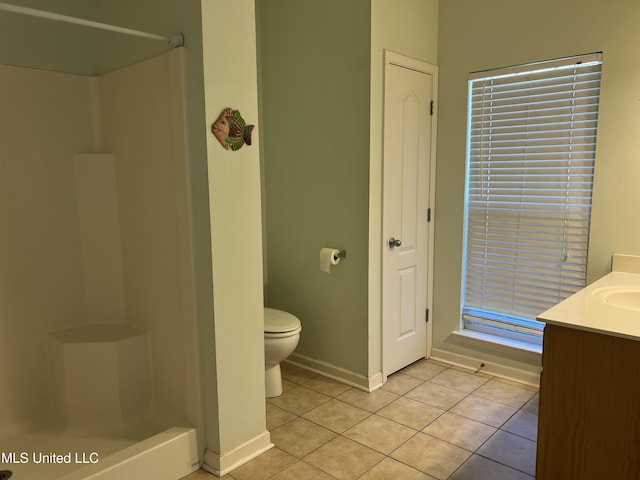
[
  {"xmin": 280, "ymin": 362, "xmax": 318, "ymax": 384},
  {"xmin": 302, "ymin": 398, "xmax": 370, "ymax": 433},
  {"xmin": 303, "ymin": 436, "xmax": 384, "ymax": 480},
  {"xmin": 391, "ymin": 432, "xmax": 472, "ymax": 480},
  {"xmin": 269, "ymin": 460, "xmax": 334, "ymax": 480},
  {"xmin": 450, "ymin": 454, "xmax": 534, "ymax": 480},
  {"xmin": 358, "ymin": 457, "xmax": 437, "ymax": 479},
  {"xmin": 473, "ymin": 379, "xmax": 536, "ymax": 408},
  {"xmin": 180, "ymin": 468, "xmax": 239, "ymax": 479},
  {"xmin": 450, "ymin": 395, "xmax": 517, "ymax": 428},
  {"xmin": 405, "ymin": 381, "xmax": 468, "ymax": 410},
  {"xmin": 521, "ymin": 393, "xmax": 539, "ymax": 415},
  {"xmin": 502, "ymin": 409, "xmax": 538, "ymax": 441},
  {"xmin": 476, "ymin": 430, "xmax": 537, "ymax": 476},
  {"xmin": 343, "ymin": 414, "xmax": 416, "ymax": 454},
  {"xmin": 281, "ymin": 378, "xmax": 296, "ymax": 394},
  {"xmin": 381, "ymin": 373, "xmax": 425, "ymax": 395},
  {"xmin": 303, "ymin": 376, "xmax": 352, "ymax": 397},
  {"xmin": 400, "ymin": 359, "xmax": 448, "ymax": 381},
  {"xmin": 230, "ymin": 447, "xmax": 296, "ymax": 480},
  {"xmin": 337, "ymin": 387, "xmax": 399, "ymax": 412},
  {"xmin": 268, "ymin": 385, "xmax": 331, "ymax": 415},
  {"xmin": 266, "ymin": 403, "xmax": 297, "ymax": 430},
  {"xmin": 221, "ymin": 366, "xmax": 537, "ymax": 480},
  {"xmin": 179, "ymin": 469, "xmax": 218, "ymax": 479},
  {"xmin": 377, "ymin": 397, "xmax": 444, "ymax": 430},
  {"xmin": 422, "ymin": 412, "xmax": 496, "ymax": 451},
  {"xmin": 270, "ymin": 417, "xmax": 336, "ymax": 457},
  {"xmin": 430, "ymin": 368, "xmax": 489, "ymax": 393}
]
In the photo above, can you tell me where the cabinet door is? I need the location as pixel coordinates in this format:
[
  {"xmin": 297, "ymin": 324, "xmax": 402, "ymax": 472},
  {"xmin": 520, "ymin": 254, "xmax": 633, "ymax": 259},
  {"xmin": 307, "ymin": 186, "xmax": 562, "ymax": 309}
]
[{"xmin": 537, "ymin": 324, "xmax": 640, "ymax": 479}]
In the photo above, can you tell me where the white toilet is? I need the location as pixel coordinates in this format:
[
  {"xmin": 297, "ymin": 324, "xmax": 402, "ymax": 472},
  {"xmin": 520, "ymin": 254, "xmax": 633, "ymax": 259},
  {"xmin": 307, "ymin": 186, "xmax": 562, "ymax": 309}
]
[{"xmin": 264, "ymin": 307, "xmax": 301, "ymax": 398}]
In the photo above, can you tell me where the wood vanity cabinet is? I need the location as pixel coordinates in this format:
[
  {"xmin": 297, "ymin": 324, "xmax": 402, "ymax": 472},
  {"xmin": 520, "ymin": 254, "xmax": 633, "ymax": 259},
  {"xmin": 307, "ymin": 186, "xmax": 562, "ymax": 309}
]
[{"xmin": 536, "ymin": 323, "xmax": 640, "ymax": 479}]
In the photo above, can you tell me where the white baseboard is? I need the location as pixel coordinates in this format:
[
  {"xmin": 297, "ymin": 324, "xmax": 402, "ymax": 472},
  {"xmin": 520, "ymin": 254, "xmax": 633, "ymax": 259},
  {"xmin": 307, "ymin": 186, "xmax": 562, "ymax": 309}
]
[
  {"xmin": 430, "ymin": 348, "xmax": 541, "ymax": 387},
  {"xmin": 287, "ymin": 353, "xmax": 384, "ymax": 392},
  {"xmin": 202, "ymin": 431, "xmax": 273, "ymax": 477}
]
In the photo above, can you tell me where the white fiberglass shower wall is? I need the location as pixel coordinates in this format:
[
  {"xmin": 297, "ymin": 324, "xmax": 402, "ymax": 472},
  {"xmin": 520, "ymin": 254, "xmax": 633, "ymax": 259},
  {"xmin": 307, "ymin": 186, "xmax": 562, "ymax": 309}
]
[{"xmin": 0, "ymin": 48, "xmax": 201, "ymax": 479}]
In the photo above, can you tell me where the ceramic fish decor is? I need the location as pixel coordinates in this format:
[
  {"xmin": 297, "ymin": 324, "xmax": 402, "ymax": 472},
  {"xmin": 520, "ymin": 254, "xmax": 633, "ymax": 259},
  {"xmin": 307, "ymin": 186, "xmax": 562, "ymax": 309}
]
[{"xmin": 211, "ymin": 107, "xmax": 255, "ymax": 151}]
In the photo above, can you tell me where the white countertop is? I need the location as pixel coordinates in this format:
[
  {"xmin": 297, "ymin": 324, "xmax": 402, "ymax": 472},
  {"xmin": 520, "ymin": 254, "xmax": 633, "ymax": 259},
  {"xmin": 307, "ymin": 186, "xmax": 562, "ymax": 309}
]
[{"xmin": 537, "ymin": 270, "xmax": 640, "ymax": 341}]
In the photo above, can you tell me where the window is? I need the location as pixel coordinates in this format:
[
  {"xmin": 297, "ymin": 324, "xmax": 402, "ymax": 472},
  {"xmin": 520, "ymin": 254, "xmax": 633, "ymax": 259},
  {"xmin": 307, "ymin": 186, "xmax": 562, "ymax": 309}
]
[{"xmin": 461, "ymin": 53, "xmax": 603, "ymax": 345}]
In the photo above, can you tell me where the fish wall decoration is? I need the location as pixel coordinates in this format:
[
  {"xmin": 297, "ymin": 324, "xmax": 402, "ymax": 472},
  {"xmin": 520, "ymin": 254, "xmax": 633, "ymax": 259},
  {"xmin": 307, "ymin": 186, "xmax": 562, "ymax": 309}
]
[{"xmin": 211, "ymin": 107, "xmax": 255, "ymax": 151}]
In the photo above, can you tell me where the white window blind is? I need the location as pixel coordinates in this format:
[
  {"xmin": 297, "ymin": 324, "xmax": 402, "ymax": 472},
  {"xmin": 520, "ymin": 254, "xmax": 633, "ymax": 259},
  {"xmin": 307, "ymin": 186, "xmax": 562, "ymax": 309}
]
[{"xmin": 462, "ymin": 53, "xmax": 602, "ymax": 344}]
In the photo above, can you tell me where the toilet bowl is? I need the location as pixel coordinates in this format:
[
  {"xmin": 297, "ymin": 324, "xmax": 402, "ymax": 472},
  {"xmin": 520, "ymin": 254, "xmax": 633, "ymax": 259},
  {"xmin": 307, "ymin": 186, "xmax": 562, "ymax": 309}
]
[{"xmin": 264, "ymin": 307, "xmax": 301, "ymax": 398}]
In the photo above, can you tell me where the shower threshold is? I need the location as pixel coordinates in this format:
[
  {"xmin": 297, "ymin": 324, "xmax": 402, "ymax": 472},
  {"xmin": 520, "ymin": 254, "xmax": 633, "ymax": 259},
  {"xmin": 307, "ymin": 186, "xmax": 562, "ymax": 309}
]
[{"xmin": 0, "ymin": 427, "xmax": 198, "ymax": 479}]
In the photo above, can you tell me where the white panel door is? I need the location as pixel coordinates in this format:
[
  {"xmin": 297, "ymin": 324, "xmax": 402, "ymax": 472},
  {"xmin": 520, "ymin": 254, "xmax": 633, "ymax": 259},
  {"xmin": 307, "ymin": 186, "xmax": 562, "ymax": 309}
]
[{"xmin": 382, "ymin": 59, "xmax": 433, "ymax": 376}]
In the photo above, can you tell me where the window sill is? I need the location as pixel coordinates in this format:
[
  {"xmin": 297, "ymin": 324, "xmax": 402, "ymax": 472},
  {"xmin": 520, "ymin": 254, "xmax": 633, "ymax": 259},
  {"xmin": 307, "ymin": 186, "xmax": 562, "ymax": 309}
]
[{"xmin": 451, "ymin": 329, "xmax": 542, "ymax": 358}]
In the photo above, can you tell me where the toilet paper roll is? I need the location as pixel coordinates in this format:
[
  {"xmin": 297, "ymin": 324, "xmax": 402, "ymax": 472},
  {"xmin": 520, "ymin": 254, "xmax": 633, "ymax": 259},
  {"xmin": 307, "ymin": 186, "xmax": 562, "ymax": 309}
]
[{"xmin": 320, "ymin": 248, "xmax": 341, "ymax": 273}]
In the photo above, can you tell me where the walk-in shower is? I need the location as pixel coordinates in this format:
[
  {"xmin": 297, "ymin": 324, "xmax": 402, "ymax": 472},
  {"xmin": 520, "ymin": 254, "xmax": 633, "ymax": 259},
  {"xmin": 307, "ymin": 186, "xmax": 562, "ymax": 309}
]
[{"xmin": 0, "ymin": 5, "xmax": 201, "ymax": 478}]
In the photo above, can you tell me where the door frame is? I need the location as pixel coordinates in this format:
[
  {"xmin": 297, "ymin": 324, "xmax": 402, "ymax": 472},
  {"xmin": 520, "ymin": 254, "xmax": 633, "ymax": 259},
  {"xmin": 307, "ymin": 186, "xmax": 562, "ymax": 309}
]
[{"xmin": 381, "ymin": 50, "xmax": 438, "ymax": 380}]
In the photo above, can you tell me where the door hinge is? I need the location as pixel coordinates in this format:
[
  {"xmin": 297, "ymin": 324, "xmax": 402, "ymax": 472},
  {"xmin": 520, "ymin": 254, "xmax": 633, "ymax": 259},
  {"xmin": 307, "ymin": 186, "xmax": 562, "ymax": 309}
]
[
  {"xmin": 426, "ymin": 308, "xmax": 430, "ymax": 323},
  {"xmin": 427, "ymin": 208, "xmax": 432, "ymax": 222},
  {"xmin": 430, "ymin": 100, "xmax": 434, "ymax": 116}
]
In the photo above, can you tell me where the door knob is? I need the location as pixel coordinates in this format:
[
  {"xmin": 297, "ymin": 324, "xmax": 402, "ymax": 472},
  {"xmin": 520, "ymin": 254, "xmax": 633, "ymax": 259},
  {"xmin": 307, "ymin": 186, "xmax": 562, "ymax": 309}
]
[{"xmin": 388, "ymin": 237, "xmax": 402, "ymax": 248}]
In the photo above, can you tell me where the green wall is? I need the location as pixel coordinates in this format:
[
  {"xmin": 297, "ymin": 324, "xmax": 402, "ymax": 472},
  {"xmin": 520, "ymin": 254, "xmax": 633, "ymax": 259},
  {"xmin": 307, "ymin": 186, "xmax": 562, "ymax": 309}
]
[
  {"xmin": 435, "ymin": 0, "xmax": 640, "ymax": 372},
  {"xmin": 0, "ymin": 0, "xmax": 197, "ymax": 76},
  {"xmin": 0, "ymin": 0, "xmax": 97, "ymax": 74},
  {"xmin": 259, "ymin": 0, "xmax": 439, "ymax": 380},
  {"xmin": 259, "ymin": 0, "xmax": 371, "ymax": 375}
]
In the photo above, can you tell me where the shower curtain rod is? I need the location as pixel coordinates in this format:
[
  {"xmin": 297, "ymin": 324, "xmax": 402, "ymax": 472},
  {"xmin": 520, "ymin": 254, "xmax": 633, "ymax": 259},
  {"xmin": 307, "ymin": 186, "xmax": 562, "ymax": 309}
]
[{"xmin": 0, "ymin": 2, "xmax": 184, "ymax": 47}]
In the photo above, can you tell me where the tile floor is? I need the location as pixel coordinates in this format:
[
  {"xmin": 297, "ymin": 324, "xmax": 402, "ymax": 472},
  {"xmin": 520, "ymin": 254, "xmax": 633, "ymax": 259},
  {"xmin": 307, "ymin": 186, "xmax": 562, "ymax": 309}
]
[{"xmin": 183, "ymin": 359, "xmax": 539, "ymax": 480}]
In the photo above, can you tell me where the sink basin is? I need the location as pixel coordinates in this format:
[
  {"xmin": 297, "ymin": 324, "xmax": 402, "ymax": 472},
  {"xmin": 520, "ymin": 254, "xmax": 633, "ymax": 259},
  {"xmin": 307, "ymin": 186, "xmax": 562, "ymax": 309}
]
[{"xmin": 592, "ymin": 286, "xmax": 640, "ymax": 311}]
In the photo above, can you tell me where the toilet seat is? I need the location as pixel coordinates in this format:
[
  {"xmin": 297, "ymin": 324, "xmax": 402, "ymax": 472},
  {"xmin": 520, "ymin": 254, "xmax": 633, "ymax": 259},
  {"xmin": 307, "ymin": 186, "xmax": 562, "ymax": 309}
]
[
  {"xmin": 264, "ymin": 307, "xmax": 301, "ymax": 335},
  {"xmin": 263, "ymin": 307, "xmax": 302, "ymax": 397}
]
